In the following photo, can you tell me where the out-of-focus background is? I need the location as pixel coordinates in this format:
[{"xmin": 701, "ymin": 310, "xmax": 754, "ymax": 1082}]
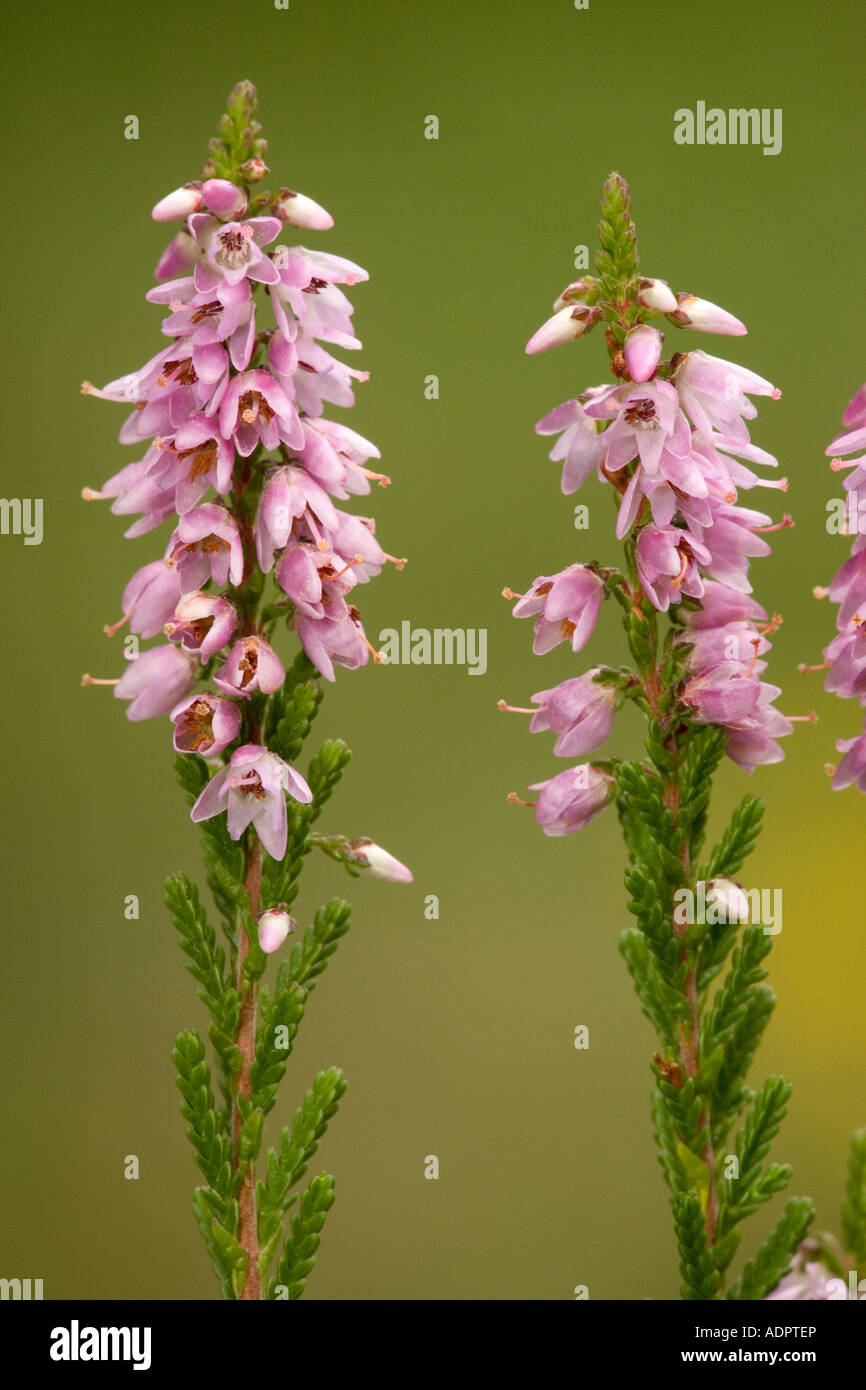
[{"xmin": 2, "ymin": 0, "xmax": 863, "ymax": 1300}]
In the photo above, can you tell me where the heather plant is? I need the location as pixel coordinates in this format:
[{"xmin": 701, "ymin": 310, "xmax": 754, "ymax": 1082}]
[
  {"xmin": 81, "ymin": 82, "xmax": 410, "ymax": 1300},
  {"xmin": 501, "ymin": 173, "xmax": 866, "ymax": 1299}
]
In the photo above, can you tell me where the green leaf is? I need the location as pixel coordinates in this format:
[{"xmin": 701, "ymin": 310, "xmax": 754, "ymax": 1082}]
[
  {"xmin": 268, "ymin": 1173, "xmax": 337, "ymax": 1300},
  {"xmin": 701, "ymin": 794, "xmax": 764, "ymax": 883},
  {"xmin": 619, "ymin": 929, "xmax": 682, "ymax": 1052},
  {"xmin": 672, "ymin": 1191, "xmax": 721, "ymax": 1300},
  {"xmin": 249, "ymin": 980, "xmax": 308, "ymax": 1114},
  {"xmin": 279, "ymin": 1067, "xmax": 348, "ymax": 1190},
  {"xmin": 719, "ymin": 1077, "xmax": 792, "ymax": 1232},
  {"xmin": 171, "ymin": 1029, "xmax": 233, "ymax": 1196},
  {"xmin": 726, "ymin": 1197, "xmax": 814, "ymax": 1300},
  {"xmin": 842, "ymin": 1128, "xmax": 866, "ymax": 1265},
  {"xmin": 286, "ymin": 898, "xmax": 352, "ymax": 993}
]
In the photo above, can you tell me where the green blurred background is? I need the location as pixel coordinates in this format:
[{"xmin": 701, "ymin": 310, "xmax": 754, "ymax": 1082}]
[{"xmin": 2, "ymin": 0, "xmax": 863, "ymax": 1300}]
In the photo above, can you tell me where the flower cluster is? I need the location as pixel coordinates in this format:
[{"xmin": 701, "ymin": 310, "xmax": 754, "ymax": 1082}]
[
  {"xmin": 81, "ymin": 84, "xmax": 407, "ymax": 873},
  {"xmin": 804, "ymin": 384, "xmax": 866, "ymax": 792},
  {"xmin": 504, "ymin": 178, "xmax": 798, "ymax": 836}
]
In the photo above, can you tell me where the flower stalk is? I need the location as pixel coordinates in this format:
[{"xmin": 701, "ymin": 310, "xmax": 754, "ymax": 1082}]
[
  {"xmin": 81, "ymin": 81, "xmax": 411, "ymax": 1300},
  {"xmin": 506, "ymin": 172, "xmax": 821, "ymax": 1297}
]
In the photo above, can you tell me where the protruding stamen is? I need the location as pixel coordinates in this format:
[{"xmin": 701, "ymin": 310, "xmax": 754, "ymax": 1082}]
[
  {"xmin": 506, "ymin": 792, "xmax": 537, "ymax": 808},
  {"xmin": 502, "ymin": 587, "xmax": 522, "ymax": 600},
  {"xmin": 798, "ymin": 662, "xmax": 829, "ymax": 675},
  {"xmin": 812, "ymin": 586, "xmax": 830, "ymax": 600},
  {"xmin": 81, "ymin": 486, "xmax": 107, "ymax": 501},
  {"xmin": 754, "ymin": 514, "xmax": 794, "ymax": 533},
  {"xmin": 785, "ymin": 711, "xmax": 819, "ymax": 723},
  {"xmin": 758, "ymin": 613, "xmax": 784, "ymax": 638},
  {"xmin": 104, "ymin": 611, "xmax": 132, "ymax": 637},
  {"xmin": 81, "ymin": 673, "xmax": 120, "ymax": 687},
  {"xmin": 498, "ymin": 700, "xmax": 543, "ymax": 714}
]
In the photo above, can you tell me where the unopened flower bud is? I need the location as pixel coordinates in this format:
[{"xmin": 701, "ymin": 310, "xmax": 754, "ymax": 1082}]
[
  {"xmin": 552, "ymin": 277, "xmax": 598, "ymax": 312},
  {"xmin": 257, "ymin": 907, "xmax": 296, "ymax": 954},
  {"xmin": 274, "ymin": 187, "xmax": 334, "ymax": 231},
  {"xmin": 152, "ymin": 183, "xmax": 202, "ymax": 222},
  {"xmin": 636, "ymin": 277, "xmax": 678, "ymax": 313},
  {"xmin": 669, "ymin": 293, "xmax": 746, "ymax": 336},
  {"xmin": 525, "ymin": 305, "xmax": 603, "ymax": 355},
  {"xmin": 706, "ymin": 878, "xmax": 750, "ymax": 923},
  {"xmin": 624, "ymin": 324, "xmax": 663, "ymax": 383},
  {"xmin": 201, "ymin": 178, "xmax": 248, "ymax": 219},
  {"xmin": 238, "ymin": 157, "xmax": 269, "ymax": 182},
  {"xmin": 347, "ymin": 839, "xmax": 413, "ymax": 882}
]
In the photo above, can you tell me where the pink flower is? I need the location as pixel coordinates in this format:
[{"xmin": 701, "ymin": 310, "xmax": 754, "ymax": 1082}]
[
  {"xmin": 530, "ymin": 765, "xmax": 614, "ymax": 836},
  {"xmin": 164, "ymin": 591, "xmax": 237, "ymax": 661},
  {"xmin": 635, "ymin": 525, "xmax": 710, "ymax": 611},
  {"xmin": 167, "ymin": 417, "xmax": 235, "ymax": 512},
  {"xmin": 682, "ymin": 662, "xmax": 763, "ymax": 726},
  {"xmin": 588, "ymin": 379, "xmax": 687, "ymax": 476},
  {"xmin": 217, "ymin": 369, "xmax": 302, "ymax": 457},
  {"xmin": 189, "ymin": 213, "xmax": 282, "ymax": 291},
  {"xmin": 673, "ymin": 351, "xmax": 779, "ymax": 442},
  {"xmin": 170, "ymin": 693, "xmax": 241, "ymax": 755},
  {"xmin": 256, "ymin": 465, "xmax": 340, "ymax": 572},
  {"xmin": 528, "ymin": 671, "xmax": 617, "ymax": 756},
  {"xmin": 114, "ymin": 645, "xmax": 196, "ymax": 721},
  {"xmin": 832, "ymin": 722, "xmax": 866, "ymax": 791},
  {"xmin": 511, "ymin": 565, "xmax": 605, "ymax": 654},
  {"xmin": 168, "ymin": 504, "xmax": 244, "ymax": 589},
  {"xmin": 214, "ymin": 636, "xmax": 286, "ymax": 697},
  {"xmin": 119, "ymin": 559, "xmax": 182, "ymax": 639},
  {"xmin": 535, "ymin": 400, "xmax": 606, "ymax": 495},
  {"xmin": 191, "ymin": 744, "xmax": 312, "ymax": 859},
  {"xmin": 294, "ymin": 609, "xmax": 371, "ymax": 683}
]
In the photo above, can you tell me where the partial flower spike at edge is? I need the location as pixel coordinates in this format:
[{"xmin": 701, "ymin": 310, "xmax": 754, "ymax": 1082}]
[
  {"xmin": 503, "ymin": 173, "xmax": 866, "ymax": 1300},
  {"xmin": 80, "ymin": 82, "xmax": 411, "ymax": 1301}
]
